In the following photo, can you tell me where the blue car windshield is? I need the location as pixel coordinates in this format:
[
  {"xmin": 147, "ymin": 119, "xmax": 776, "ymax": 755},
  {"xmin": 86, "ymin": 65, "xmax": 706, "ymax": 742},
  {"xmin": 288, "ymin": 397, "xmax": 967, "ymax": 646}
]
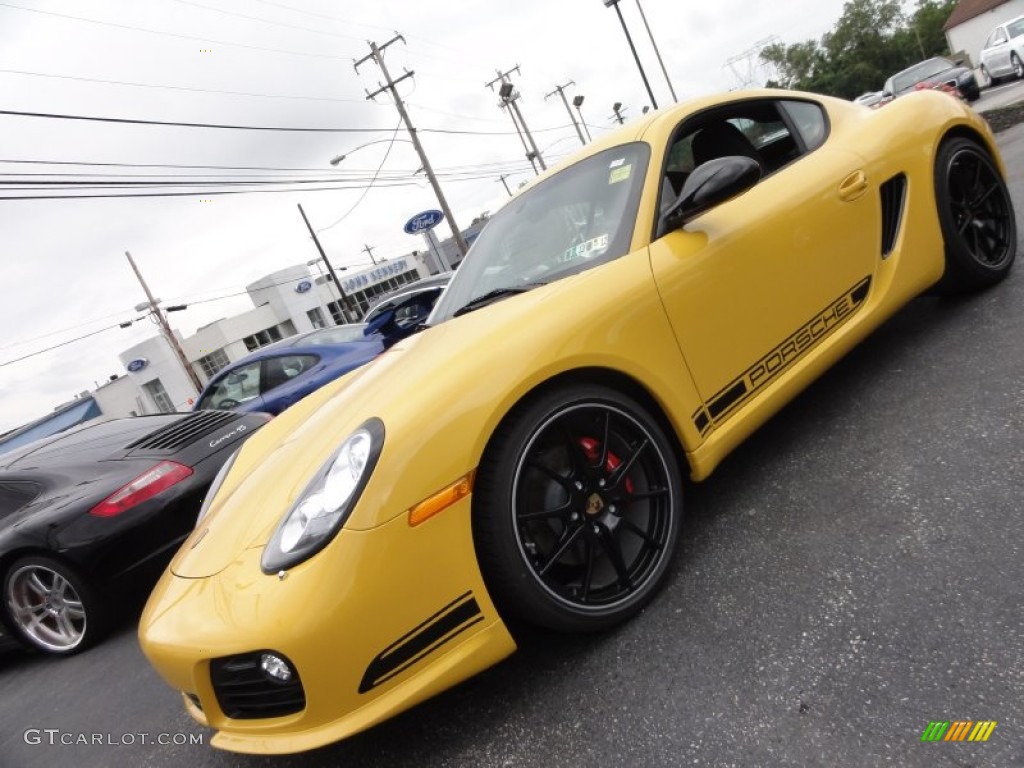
[{"xmin": 430, "ymin": 142, "xmax": 649, "ymax": 323}]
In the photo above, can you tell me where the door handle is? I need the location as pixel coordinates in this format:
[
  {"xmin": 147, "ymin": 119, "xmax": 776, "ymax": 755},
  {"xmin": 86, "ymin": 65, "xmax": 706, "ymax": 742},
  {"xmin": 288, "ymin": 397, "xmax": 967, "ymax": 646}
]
[{"xmin": 838, "ymin": 170, "xmax": 868, "ymax": 202}]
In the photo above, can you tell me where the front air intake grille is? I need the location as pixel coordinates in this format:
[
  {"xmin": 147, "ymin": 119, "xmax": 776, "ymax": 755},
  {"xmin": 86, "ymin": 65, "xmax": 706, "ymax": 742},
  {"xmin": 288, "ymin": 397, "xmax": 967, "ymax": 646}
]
[
  {"xmin": 210, "ymin": 652, "xmax": 306, "ymax": 720},
  {"xmin": 879, "ymin": 174, "xmax": 907, "ymax": 258},
  {"xmin": 127, "ymin": 411, "xmax": 239, "ymax": 451}
]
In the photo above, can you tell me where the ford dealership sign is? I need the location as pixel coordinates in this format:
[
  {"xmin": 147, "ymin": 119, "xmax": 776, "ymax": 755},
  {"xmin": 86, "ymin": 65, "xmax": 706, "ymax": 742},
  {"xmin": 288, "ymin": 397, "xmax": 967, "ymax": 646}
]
[
  {"xmin": 126, "ymin": 358, "xmax": 148, "ymax": 373},
  {"xmin": 404, "ymin": 209, "xmax": 444, "ymax": 234},
  {"xmin": 295, "ymin": 279, "xmax": 312, "ymax": 293}
]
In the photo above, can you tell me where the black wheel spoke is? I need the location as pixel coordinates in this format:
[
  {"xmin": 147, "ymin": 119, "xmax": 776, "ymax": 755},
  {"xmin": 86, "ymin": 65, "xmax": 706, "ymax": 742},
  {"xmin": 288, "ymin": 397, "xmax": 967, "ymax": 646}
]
[
  {"xmin": 537, "ymin": 524, "xmax": 585, "ymax": 576},
  {"xmin": 620, "ymin": 518, "xmax": 663, "ymax": 550},
  {"xmin": 518, "ymin": 499, "xmax": 574, "ymax": 522},
  {"xmin": 624, "ymin": 487, "xmax": 670, "ymax": 501},
  {"xmin": 608, "ymin": 438, "xmax": 649, "ymax": 488},
  {"xmin": 597, "ymin": 410, "xmax": 611, "ymax": 469},
  {"xmin": 580, "ymin": 537, "xmax": 596, "ymax": 603},
  {"xmin": 562, "ymin": 427, "xmax": 592, "ymax": 475},
  {"xmin": 525, "ymin": 458, "xmax": 576, "ymax": 491},
  {"xmin": 595, "ymin": 526, "xmax": 634, "ymax": 591}
]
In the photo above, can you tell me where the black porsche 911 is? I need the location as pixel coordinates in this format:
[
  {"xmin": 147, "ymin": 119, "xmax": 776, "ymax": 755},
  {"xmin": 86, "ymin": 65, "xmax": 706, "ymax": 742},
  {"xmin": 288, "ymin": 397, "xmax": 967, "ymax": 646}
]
[{"xmin": 0, "ymin": 409, "xmax": 269, "ymax": 656}]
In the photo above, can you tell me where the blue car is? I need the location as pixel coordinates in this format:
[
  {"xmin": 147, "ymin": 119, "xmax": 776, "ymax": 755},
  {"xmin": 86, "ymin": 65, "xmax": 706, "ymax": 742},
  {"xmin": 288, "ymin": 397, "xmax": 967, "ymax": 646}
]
[
  {"xmin": 194, "ymin": 325, "xmax": 384, "ymax": 415},
  {"xmin": 194, "ymin": 273, "xmax": 452, "ymax": 415}
]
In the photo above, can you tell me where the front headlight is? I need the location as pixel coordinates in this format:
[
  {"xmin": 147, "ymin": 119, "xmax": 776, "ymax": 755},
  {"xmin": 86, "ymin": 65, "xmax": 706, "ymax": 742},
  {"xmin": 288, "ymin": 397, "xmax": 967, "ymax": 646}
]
[{"xmin": 261, "ymin": 418, "xmax": 384, "ymax": 573}]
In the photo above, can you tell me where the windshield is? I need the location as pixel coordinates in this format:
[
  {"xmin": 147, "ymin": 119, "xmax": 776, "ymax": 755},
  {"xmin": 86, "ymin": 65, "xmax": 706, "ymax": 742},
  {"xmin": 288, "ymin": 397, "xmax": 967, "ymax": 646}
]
[
  {"xmin": 431, "ymin": 143, "xmax": 649, "ymax": 323},
  {"xmin": 892, "ymin": 58, "xmax": 954, "ymax": 93}
]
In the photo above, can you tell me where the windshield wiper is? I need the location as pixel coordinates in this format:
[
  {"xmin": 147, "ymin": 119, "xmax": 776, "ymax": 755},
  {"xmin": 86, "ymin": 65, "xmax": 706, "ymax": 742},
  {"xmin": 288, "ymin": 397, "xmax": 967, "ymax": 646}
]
[{"xmin": 452, "ymin": 283, "xmax": 545, "ymax": 318}]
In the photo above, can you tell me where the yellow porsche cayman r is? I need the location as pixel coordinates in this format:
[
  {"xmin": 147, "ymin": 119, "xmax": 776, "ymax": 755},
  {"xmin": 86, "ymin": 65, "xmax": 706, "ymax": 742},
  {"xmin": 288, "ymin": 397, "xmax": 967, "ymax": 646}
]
[{"xmin": 139, "ymin": 88, "xmax": 1016, "ymax": 754}]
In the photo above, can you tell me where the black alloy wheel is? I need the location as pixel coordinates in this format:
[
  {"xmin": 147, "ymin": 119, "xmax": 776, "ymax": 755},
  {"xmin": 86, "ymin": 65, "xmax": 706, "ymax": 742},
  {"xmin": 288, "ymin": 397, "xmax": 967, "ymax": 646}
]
[
  {"xmin": 933, "ymin": 138, "xmax": 1017, "ymax": 293},
  {"xmin": 474, "ymin": 384, "xmax": 682, "ymax": 633}
]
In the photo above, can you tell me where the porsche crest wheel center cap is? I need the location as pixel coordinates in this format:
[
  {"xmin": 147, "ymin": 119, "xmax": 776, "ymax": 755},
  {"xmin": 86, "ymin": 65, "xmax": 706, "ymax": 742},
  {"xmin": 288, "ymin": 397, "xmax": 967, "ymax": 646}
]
[{"xmin": 585, "ymin": 493, "xmax": 605, "ymax": 517}]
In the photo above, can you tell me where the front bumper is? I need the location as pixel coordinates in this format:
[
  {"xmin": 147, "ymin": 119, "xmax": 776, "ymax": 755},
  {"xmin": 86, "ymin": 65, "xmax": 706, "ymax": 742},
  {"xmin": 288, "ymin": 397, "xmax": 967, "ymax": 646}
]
[{"xmin": 139, "ymin": 496, "xmax": 516, "ymax": 754}]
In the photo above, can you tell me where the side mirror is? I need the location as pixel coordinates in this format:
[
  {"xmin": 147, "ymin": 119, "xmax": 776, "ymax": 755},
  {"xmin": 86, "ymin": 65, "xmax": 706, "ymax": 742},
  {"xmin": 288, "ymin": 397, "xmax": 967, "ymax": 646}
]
[{"xmin": 658, "ymin": 156, "xmax": 761, "ymax": 236}]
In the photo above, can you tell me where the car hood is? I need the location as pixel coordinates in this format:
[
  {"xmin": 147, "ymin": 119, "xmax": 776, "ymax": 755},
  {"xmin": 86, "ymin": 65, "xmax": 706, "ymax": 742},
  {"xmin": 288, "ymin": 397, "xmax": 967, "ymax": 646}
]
[{"xmin": 168, "ymin": 251, "xmax": 688, "ymax": 579}]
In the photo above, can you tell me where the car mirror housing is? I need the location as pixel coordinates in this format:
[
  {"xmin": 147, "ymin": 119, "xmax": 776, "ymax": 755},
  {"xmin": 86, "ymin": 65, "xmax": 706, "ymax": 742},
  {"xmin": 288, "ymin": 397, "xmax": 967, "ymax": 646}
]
[{"xmin": 659, "ymin": 156, "xmax": 761, "ymax": 237}]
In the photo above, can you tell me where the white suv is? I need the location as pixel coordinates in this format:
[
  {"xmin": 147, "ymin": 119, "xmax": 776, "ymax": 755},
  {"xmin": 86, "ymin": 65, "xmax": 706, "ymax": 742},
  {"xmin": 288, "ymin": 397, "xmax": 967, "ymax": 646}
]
[{"xmin": 980, "ymin": 15, "xmax": 1024, "ymax": 85}]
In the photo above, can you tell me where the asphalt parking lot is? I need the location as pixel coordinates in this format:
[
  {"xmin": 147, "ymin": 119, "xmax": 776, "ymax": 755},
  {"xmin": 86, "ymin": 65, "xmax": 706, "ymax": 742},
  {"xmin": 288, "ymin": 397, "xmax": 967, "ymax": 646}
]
[{"xmin": 2, "ymin": 126, "xmax": 1023, "ymax": 768}]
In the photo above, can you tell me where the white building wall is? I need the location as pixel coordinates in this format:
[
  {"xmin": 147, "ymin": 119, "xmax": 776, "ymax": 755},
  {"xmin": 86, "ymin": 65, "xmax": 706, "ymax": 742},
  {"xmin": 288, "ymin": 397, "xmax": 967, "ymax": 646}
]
[
  {"xmin": 91, "ymin": 374, "xmax": 146, "ymax": 418},
  {"xmin": 246, "ymin": 265, "xmax": 326, "ymax": 334},
  {"xmin": 946, "ymin": 0, "xmax": 1024, "ymax": 70},
  {"xmin": 117, "ymin": 334, "xmax": 199, "ymax": 413}
]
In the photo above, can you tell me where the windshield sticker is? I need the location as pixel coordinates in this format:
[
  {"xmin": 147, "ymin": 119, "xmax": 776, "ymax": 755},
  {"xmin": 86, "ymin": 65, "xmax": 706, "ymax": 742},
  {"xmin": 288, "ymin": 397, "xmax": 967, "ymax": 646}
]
[
  {"xmin": 609, "ymin": 158, "xmax": 626, "ymax": 169},
  {"xmin": 609, "ymin": 164, "xmax": 632, "ymax": 184},
  {"xmin": 559, "ymin": 234, "xmax": 610, "ymax": 264}
]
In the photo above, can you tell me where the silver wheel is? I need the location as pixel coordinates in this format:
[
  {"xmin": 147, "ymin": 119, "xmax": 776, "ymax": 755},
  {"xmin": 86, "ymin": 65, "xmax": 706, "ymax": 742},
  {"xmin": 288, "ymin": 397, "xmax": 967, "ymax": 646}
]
[
  {"xmin": 6, "ymin": 562, "xmax": 88, "ymax": 653},
  {"xmin": 1013, "ymin": 54, "xmax": 1024, "ymax": 80}
]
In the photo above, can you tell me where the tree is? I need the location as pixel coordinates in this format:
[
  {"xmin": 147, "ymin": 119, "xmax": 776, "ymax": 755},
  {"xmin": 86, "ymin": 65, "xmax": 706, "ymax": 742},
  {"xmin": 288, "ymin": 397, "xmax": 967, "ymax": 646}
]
[{"xmin": 760, "ymin": 0, "xmax": 958, "ymax": 99}]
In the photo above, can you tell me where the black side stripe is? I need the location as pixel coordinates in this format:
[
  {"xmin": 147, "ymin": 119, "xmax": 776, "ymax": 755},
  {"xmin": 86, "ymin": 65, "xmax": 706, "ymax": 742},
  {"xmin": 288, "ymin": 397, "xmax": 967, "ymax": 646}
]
[
  {"xmin": 359, "ymin": 591, "xmax": 484, "ymax": 694},
  {"xmin": 693, "ymin": 275, "xmax": 871, "ymax": 435}
]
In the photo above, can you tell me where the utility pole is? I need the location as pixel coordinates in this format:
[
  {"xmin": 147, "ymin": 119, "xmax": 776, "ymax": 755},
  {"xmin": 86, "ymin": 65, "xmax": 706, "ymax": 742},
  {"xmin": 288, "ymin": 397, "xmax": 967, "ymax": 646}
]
[
  {"xmin": 125, "ymin": 251, "xmax": 203, "ymax": 395},
  {"xmin": 611, "ymin": 102, "xmax": 627, "ymax": 124},
  {"xmin": 497, "ymin": 174, "xmax": 512, "ymax": 197},
  {"xmin": 546, "ymin": 80, "xmax": 587, "ymax": 146},
  {"xmin": 356, "ymin": 36, "xmax": 469, "ymax": 258},
  {"xmin": 297, "ymin": 203, "xmax": 358, "ymax": 322},
  {"xmin": 573, "ymin": 95, "xmax": 593, "ymax": 142},
  {"xmin": 487, "ymin": 66, "xmax": 547, "ymax": 174},
  {"xmin": 602, "ymin": 0, "xmax": 659, "ymax": 110},
  {"xmin": 362, "ymin": 244, "xmax": 379, "ymax": 265},
  {"xmin": 634, "ymin": 0, "xmax": 677, "ymax": 102}
]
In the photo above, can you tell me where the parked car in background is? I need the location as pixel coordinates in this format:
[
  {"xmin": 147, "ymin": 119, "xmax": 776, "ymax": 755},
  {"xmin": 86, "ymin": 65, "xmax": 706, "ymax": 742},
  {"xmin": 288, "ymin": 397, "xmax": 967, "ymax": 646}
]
[
  {"xmin": 0, "ymin": 410, "xmax": 268, "ymax": 655},
  {"xmin": 363, "ymin": 272, "xmax": 452, "ymax": 343},
  {"xmin": 883, "ymin": 56, "xmax": 980, "ymax": 101},
  {"xmin": 853, "ymin": 90, "xmax": 889, "ymax": 108},
  {"xmin": 194, "ymin": 324, "xmax": 385, "ymax": 415},
  {"xmin": 979, "ymin": 15, "xmax": 1024, "ymax": 84},
  {"xmin": 196, "ymin": 276, "xmax": 452, "ymax": 416}
]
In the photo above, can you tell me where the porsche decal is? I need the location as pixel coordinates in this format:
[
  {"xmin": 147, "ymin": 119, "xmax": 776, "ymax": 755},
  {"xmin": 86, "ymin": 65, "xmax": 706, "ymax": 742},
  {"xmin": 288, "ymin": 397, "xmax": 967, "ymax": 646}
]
[
  {"xmin": 358, "ymin": 592, "xmax": 484, "ymax": 694},
  {"xmin": 692, "ymin": 276, "xmax": 872, "ymax": 435}
]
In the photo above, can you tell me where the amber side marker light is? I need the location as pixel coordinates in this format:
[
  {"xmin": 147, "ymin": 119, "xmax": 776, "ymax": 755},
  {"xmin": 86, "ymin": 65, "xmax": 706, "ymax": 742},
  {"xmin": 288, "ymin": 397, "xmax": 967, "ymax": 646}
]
[{"xmin": 408, "ymin": 472, "xmax": 475, "ymax": 526}]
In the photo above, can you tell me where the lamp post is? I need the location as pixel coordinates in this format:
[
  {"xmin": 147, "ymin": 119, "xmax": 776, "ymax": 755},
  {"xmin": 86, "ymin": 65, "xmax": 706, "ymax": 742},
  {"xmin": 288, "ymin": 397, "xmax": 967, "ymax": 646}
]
[
  {"xmin": 602, "ymin": 0, "xmax": 658, "ymax": 110},
  {"xmin": 329, "ymin": 137, "xmax": 413, "ymax": 167},
  {"xmin": 572, "ymin": 95, "xmax": 593, "ymax": 142}
]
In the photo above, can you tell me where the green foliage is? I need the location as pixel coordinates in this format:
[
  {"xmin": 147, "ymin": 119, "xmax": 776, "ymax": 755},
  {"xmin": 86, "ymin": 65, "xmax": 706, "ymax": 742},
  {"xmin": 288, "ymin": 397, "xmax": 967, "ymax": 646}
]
[{"xmin": 760, "ymin": 0, "xmax": 958, "ymax": 99}]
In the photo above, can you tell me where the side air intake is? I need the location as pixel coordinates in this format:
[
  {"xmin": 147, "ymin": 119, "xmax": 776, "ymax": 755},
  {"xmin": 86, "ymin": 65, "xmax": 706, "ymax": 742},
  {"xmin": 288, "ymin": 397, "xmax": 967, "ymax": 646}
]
[{"xmin": 880, "ymin": 174, "xmax": 907, "ymax": 258}]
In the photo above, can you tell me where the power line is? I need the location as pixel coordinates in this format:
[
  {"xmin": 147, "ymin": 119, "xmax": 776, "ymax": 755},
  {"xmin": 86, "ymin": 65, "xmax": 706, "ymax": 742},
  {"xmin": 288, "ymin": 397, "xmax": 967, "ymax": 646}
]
[
  {"xmin": 0, "ymin": 1, "xmax": 352, "ymax": 61},
  {"xmin": 0, "ymin": 323, "xmax": 125, "ymax": 368},
  {"xmin": 317, "ymin": 119, "xmax": 402, "ymax": 233},
  {"xmin": 170, "ymin": 0, "xmax": 365, "ymax": 42},
  {"xmin": 0, "ymin": 108, "xmax": 578, "ymax": 136},
  {"xmin": 0, "ymin": 68, "xmax": 369, "ymax": 104}
]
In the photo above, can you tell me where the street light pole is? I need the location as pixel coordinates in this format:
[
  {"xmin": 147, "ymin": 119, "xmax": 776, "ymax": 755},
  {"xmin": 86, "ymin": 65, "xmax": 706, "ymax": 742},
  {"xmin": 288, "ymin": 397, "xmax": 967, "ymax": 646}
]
[
  {"xmin": 634, "ymin": 0, "xmax": 677, "ymax": 102},
  {"xmin": 602, "ymin": 0, "xmax": 659, "ymax": 110}
]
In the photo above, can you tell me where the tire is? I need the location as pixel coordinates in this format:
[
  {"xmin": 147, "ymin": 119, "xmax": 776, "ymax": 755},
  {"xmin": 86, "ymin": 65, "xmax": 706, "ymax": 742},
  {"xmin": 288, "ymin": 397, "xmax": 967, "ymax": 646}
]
[
  {"xmin": 1013, "ymin": 53, "xmax": 1024, "ymax": 81},
  {"xmin": 932, "ymin": 138, "xmax": 1017, "ymax": 294},
  {"xmin": 981, "ymin": 65, "xmax": 998, "ymax": 87},
  {"xmin": 2, "ymin": 556, "xmax": 107, "ymax": 656},
  {"xmin": 473, "ymin": 383, "xmax": 683, "ymax": 633}
]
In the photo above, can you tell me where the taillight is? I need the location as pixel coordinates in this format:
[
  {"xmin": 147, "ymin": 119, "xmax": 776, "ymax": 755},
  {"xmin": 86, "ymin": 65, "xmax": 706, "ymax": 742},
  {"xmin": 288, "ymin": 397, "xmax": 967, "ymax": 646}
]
[{"xmin": 89, "ymin": 461, "xmax": 194, "ymax": 517}]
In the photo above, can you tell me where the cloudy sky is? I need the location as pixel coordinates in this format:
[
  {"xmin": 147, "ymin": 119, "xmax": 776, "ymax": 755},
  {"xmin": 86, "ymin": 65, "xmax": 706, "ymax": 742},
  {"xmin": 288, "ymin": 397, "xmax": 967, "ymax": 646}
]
[{"xmin": 0, "ymin": 0, "xmax": 858, "ymax": 433}]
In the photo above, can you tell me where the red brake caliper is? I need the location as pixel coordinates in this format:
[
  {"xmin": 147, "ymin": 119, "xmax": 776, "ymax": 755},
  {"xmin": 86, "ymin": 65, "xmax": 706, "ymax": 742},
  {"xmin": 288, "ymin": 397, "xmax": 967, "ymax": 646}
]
[{"xmin": 578, "ymin": 437, "xmax": 633, "ymax": 494}]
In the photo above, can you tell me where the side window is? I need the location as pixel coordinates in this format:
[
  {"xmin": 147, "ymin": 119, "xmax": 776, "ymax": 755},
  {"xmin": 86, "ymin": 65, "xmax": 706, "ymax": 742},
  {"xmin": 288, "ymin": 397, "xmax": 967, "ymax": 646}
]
[
  {"xmin": 261, "ymin": 354, "xmax": 319, "ymax": 393},
  {"xmin": 994, "ymin": 28, "xmax": 1008, "ymax": 45},
  {"xmin": 198, "ymin": 361, "xmax": 262, "ymax": 409},
  {"xmin": 781, "ymin": 100, "xmax": 828, "ymax": 151},
  {"xmin": 658, "ymin": 99, "xmax": 828, "ymax": 227},
  {"xmin": 0, "ymin": 481, "xmax": 41, "ymax": 518}
]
